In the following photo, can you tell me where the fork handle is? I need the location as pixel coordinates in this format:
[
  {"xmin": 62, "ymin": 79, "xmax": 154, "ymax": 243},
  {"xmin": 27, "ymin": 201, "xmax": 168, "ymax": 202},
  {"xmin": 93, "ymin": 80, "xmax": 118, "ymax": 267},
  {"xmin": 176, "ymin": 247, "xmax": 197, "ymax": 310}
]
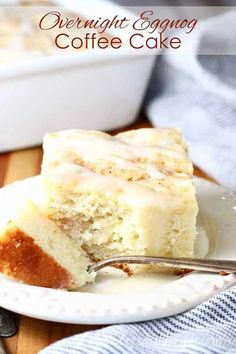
[{"xmin": 88, "ymin": 256, "xmax": 236, "ymax": 274}]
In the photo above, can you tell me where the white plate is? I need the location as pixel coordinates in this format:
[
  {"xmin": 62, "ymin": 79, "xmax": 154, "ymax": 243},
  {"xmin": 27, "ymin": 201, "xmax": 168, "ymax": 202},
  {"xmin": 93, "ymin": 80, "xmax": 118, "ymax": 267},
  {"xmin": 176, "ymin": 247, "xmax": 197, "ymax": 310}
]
[{"xmin": 0, "ymin": 176, "xmax": 236, "ymax": 324}]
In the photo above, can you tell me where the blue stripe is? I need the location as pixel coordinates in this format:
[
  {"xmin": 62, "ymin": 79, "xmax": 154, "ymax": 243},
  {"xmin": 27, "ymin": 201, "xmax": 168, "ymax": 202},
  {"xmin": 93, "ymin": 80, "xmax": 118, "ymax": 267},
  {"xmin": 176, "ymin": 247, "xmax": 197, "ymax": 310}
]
[{"xmin": 40, "ymin": 286, "xmax": 236, "ymax": 354}]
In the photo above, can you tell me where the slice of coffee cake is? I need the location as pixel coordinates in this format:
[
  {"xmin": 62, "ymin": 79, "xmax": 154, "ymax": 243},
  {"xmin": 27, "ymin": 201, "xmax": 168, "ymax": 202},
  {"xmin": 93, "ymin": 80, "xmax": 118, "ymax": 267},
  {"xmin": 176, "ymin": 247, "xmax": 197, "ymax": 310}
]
[
  {"xmin": 0, "ymin": 201, "xmax": 95, "ymax": 289},
  {"xmin": 41, "ymin": 128, "xmax": 198, "ymax": 273}
]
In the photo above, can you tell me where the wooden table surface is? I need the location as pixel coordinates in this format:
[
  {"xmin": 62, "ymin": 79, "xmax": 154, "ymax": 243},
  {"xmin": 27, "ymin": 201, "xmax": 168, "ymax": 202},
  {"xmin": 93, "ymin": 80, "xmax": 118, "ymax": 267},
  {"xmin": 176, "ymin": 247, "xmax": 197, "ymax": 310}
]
[{"xmin": 0, "ymin": 118, "xmax": 212, "ymax": 354}]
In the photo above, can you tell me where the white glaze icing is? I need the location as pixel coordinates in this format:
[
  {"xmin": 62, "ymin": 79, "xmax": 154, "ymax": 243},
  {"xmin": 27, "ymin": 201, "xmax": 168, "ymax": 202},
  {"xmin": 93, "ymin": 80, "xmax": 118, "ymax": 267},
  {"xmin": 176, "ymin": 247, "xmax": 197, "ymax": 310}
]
[{"xmin": 42, "ymin": 129, "xmax": 194, "ymax": 208}]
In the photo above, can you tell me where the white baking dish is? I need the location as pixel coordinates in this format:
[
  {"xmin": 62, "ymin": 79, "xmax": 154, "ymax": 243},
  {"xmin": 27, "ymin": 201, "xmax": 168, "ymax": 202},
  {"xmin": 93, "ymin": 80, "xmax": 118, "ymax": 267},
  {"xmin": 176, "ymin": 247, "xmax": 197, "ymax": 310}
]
[{"xmin": 0, "ymin": 0, "xmax": 156, "ymax": 152}]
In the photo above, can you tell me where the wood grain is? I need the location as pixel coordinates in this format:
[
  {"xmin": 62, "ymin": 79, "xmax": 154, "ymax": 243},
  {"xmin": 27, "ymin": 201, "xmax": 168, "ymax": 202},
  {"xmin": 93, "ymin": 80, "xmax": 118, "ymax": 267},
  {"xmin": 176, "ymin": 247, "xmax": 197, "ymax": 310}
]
[
  {"xmin": 3, "ymin": 148, "xmax": 42, "ymax": 185},
  {"xmin": 0, "ymin": 153, "xmax": 9, "ymax": 187},
  {"xmin": 0, "ymin": 119, "xmax": 210, "ymax": 354}
]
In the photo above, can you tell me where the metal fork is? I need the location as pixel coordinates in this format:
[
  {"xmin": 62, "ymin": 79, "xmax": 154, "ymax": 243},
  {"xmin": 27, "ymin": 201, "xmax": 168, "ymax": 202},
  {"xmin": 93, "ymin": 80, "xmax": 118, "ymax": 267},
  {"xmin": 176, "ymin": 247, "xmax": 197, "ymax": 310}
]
[{"xmin": 88, "ymin": 256, "xmax": 236, "ymax": 274}]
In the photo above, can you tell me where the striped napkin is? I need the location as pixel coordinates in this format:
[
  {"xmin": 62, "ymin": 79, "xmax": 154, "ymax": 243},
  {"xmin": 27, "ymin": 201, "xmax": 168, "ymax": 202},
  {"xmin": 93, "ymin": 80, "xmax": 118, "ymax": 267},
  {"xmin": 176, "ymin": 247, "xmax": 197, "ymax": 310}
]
[
  {"xmin": 147, "ymin": 11, "xmax": 236, "ymax": 192},
  {"xmin": 41, "ymin": 285, "xmax": 236, "ymax": 354},
  {"xmin": 148, "ymin": 53, "xmax": 236, "ymax": 192}
]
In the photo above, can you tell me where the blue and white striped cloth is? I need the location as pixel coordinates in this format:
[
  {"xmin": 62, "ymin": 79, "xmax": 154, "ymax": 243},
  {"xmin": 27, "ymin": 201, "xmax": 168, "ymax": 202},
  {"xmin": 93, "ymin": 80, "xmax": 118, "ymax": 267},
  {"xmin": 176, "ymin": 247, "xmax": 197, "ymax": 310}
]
[
  {"xmin": 148, "ymin": 54, "xmax": 236, "ymax": 192},
  {"xmin": 41, "ymin": 285, "xmax": 236, "ymax": 354},
  {"xmin": 147, "ymin": 11, "xmax": 236, "ymax": 192}
]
